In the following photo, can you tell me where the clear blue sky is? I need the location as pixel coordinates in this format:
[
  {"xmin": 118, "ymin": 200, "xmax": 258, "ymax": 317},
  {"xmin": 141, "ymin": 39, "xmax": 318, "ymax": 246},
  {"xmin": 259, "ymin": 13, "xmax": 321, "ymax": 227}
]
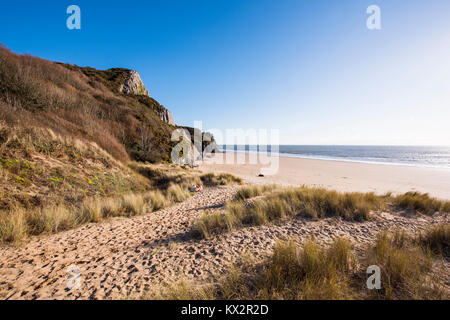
[{"xmin": 1, "ymin": 0, "xmax": 450, "ymax": 145}]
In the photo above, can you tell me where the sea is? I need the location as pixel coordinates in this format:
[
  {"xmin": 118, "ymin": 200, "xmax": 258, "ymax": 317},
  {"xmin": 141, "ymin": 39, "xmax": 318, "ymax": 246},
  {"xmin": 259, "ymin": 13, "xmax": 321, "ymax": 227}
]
[{"xmin": 220, "ymin": 145, "xmax": 450, "ymax": 170}]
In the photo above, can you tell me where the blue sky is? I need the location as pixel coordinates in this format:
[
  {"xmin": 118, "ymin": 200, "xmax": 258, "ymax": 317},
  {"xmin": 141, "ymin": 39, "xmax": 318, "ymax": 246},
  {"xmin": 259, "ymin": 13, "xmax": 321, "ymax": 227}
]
[{"xmin": 1, "ymin": 0, "xmax": 450, "ymax": 145}]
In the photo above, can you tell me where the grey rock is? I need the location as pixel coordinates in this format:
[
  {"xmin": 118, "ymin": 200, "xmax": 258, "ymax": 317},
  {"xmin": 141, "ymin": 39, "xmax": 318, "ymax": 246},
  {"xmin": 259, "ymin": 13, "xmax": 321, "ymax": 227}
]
[
  {"xmin": 157, "ymin": 107, "xmax": 175, "ymax": 126},
  {"xmin": 119, "ymin": 70, "xmax": 176, "ymax": 126},
  {"xmin": 119, "ymin": 70, "xmax": 150, "ymax": 97}
]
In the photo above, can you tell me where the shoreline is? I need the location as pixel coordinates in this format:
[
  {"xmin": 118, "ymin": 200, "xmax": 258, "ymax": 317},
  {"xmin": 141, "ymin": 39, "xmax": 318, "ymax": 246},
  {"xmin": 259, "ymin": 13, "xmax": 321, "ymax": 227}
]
[
  {"xmin": 219, "ymin": 150, "xmax": 450, "ymax": 171},
  {"xmin": 199, "ymin": 152, "xmax": 450, "ymax": 200}
]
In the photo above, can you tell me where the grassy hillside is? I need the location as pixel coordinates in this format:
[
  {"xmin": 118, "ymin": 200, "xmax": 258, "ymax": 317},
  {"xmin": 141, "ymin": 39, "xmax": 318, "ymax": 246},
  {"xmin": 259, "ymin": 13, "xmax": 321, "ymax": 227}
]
[
  {"xmin": 0, "ymin": 47, "xmax": 235, "ymax": 242},
  {"xmin": 0, "ymin": 46, "xmax": 175, "ymax": 163}
]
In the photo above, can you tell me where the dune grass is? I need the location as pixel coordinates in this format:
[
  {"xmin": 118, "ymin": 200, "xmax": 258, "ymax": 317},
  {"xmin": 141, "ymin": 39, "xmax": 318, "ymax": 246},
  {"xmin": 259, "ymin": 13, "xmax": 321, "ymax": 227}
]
[
  {"xmin": 0, "ymin": 188, "xmax": 172, "ymax": 243},
  {"xmin": 363, "ymin": 230, "xmax": 445, "ymax": 299},
  {"xmin": 0, "ymin": 207, "xmax": 27, "ymax": 242},
  {"xmin": 200, "ymin": 173, "xmax": 242, "ymax": 186},
  {"xmin": 233, "ymin": 184, "xmax": 278, "ymax": 201},
  {"xmin": 0, "ymin": 192, "xmax": 156, "ymax": 242},
  {"xmin": 192, "ymin": 211, "xmax": 232, "ymax": 239},
  {"xmin": 416, "ymin": 224, "xmax": 449, "ymax": 257},
  {"xmin": 255, "ymin": 237, "xmax": 356, "ymax": 300},
  {"xmin": 0, "ymin": 169, "xmax": 242, "ymax": 243},
  {"xmin": 391, "ymin": 192, "xmax": 450, "ymax": 215},
  {"xmin": 130, "ymin": 163, "xmax": 242, "ymax": 191},
  {"xmin": 149, "ymin": 226, "xmax": 448, "ymax": 300},
  {"xmin": 193, "ymin": 185, "xmax": 450, "ymax": 239},
  {"xmin": 167, "ymin": 184, "xmax": 191, "ymax": 203},
  {"xmin": 193, "ymin": 186, "xmax": 384, "ymax": 239}
]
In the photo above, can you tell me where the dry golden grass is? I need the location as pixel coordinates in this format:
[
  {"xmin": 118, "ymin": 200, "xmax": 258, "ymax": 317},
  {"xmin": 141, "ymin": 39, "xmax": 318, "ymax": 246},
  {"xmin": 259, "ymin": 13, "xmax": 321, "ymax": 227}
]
[
  {"xmin": 143, "ymin": 190, "xmax": 168, "ymax": 211},
  {"xmin": 28, "ymin": 205, "xmax": 77, "ymax": 235},
  {"xmin": 233, "ymin": 184, "xmax": 278, "ymax": 201},
  {"xmin": 192, "ymin": 211, "xmax": 231, "ymax": 239},
  {"xmin": 0, "ymin": 192, "xmax": 160, "ymax": 243},
  {"xmin": 0, "ymin": 207, "xmax": 27, "ymax": 242},
  {"xmin": 130, "ymin": 163, "xmax": 242, "ymax": 191},
  {"xmin": 167, "ymin": 184, "xmax": 191, "ymax": 203},
  {"xmin": 149, "ymin": 226, "xmax": 448, "ymax": 300},
  {"xmin": 391, "ymin": 192, "xmax": 450, "ymax": 215},
  {"xmin": 193, "ymin": 186, "xmax": 384, "ymax": 239},
  {"xmin": 363, "ymin": 230, "xmax": 444, "ymax": 299},
  {"xmin": 254, "ymin": 238, "xmax": 356, "ymax": 300},
  {"xmin": 416, "ymin": 224, "xmax": 449, "ymax": 257},
  {"xmin": 80, "ymin": 199, "xmax": 103, "ymax": 223},
  {"xmin": 119, "ymin": 194, "xmax": 145, "ymax": 216},
  {"xmin": 200, "ymin": 173, "xmax": 242, "ymax": 187},
  {"xmin": 0, "ymin": 168, "xmax": 242, "ymax": 243},
  {"xmin": 193, "ymin": 186, "xmax": 450, "ymax": 240}
]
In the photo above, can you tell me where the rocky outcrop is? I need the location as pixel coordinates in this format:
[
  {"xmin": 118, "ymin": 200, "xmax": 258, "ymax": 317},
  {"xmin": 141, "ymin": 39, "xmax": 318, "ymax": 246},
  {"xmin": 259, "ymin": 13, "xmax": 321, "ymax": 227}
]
[
  {"xmin": 119, "ymin": 70, "xmax": 150, "ymax": 96},
  {"xmin": 118, "ymin": 70, "xmax": 176, "ymax": 126},
  {"xmin": 157, "ymin": 107, "xmax": 175, "ymax": 126}
]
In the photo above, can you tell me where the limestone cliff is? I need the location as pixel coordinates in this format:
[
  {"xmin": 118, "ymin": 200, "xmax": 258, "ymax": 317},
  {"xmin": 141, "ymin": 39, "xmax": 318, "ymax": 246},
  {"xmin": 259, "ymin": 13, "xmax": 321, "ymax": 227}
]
[
  {"xmin": 118, "ymin": 70, "xmax": 175, "ymax": 126},
  {"xmin": 119, "ymin": 70, "xmax": 150, "ymax": 96},
  {"xmin": 157, "ymin": 107, "xmax": 175, "ymax": 126}
]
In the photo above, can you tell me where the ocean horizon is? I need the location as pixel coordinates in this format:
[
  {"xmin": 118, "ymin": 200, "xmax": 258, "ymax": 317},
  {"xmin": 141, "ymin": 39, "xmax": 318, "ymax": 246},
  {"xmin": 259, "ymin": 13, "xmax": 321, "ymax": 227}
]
[{"xmin": 220, "ymin": 145, "xmax": 450, "ymax": 170}]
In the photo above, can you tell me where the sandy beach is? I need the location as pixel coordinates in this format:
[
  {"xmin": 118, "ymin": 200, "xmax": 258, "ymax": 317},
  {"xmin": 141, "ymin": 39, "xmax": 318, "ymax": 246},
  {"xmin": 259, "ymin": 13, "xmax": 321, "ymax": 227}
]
[
  {"xmin": 199, "ymin": 153, "xmax": 450, "ymax": 200},
  {"xmin": 1, "ymin": 153, "xmax": 449, "ymax": 299}
]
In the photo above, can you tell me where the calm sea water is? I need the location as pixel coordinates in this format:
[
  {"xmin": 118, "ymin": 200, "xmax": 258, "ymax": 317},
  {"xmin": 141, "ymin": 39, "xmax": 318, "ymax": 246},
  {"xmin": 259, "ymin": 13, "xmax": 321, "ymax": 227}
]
[{"xmin": 221, "ymin": 145, "xmax": 450, "ymax": 169}]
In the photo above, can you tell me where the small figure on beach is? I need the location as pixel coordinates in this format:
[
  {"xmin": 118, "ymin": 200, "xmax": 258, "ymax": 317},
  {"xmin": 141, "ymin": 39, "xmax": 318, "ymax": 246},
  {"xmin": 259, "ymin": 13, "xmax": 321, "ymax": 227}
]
[{"xmin": 190, "ymin": 184, "xmax": 204, "ymax": 192}]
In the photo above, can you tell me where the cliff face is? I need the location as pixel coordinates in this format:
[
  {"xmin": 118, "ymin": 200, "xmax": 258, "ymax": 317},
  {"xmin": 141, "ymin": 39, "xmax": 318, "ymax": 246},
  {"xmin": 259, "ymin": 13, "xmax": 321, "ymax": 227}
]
[
  {"xmin": 119, "ymin": 70, "xmax": 150, "ymax": 97},
  {"xmin": 157, "ymin": 107, "xmax": 175, "ymax": 126},
  {"xmin": 118, "ymin": 70, "xmax": 175, "ymax": 126}
]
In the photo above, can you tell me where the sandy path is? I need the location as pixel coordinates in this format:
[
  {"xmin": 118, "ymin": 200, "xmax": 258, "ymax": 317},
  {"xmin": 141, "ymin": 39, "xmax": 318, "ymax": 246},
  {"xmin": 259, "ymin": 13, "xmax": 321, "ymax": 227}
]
[{"xmin": 0, "ymin": 185, "xmax": 448, "ymax": 300}]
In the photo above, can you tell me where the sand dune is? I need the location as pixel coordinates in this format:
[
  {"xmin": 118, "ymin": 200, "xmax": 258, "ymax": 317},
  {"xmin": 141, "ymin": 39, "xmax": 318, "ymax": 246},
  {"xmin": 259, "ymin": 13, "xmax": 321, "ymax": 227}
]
[{"xmin": 1, "ymin": 184, "xmax": 447, "ymax": 300}]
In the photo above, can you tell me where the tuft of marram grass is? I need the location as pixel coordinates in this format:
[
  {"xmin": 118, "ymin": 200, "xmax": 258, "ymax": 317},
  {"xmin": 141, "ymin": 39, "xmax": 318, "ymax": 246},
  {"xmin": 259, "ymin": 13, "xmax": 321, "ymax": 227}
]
[
  {"xmin": 120, "ymin": 194, "xmax": 145, "ymax": 216},
  {"xmin": 416, "ymin": 224, "xmax": 449, "ymax": 257},
  {"xmin": 27, "ymin": 205, "xmax": 77, "ymax": 235},
  {"xmin": 167, "ymin": 184, "xmax": 190, "ymax": 203},
  {"xmin": 80, "ymin": 199, "xmax": 103, "ymax": 223},
  {"xmin": 364, "ymin": 231, "xmax": 435, "ymax": 299},
  {"xmin": 100, "ymin": 198, "xmax": 122, "ymax": 218},
  {"xmin": 192, "ymin": 211, "xmax": 230, "ymax": 239},
  {"xmin": 391, "ymin": 192, "xmax": 450, "ymax": 215},
  {"xmin": 200, "ymin": 173, "xmax": 242, "ymax": 186},
  {"xmin": 144, "ymin": 190, "xmax": 167, "ymax": 211},
  {"xmin": 233, "ymin": 184, "xmax": 278, "ymax": 201},
  {"xmin": 0, "ymin": 207, "xmax": 27, "ymax": 242}
]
